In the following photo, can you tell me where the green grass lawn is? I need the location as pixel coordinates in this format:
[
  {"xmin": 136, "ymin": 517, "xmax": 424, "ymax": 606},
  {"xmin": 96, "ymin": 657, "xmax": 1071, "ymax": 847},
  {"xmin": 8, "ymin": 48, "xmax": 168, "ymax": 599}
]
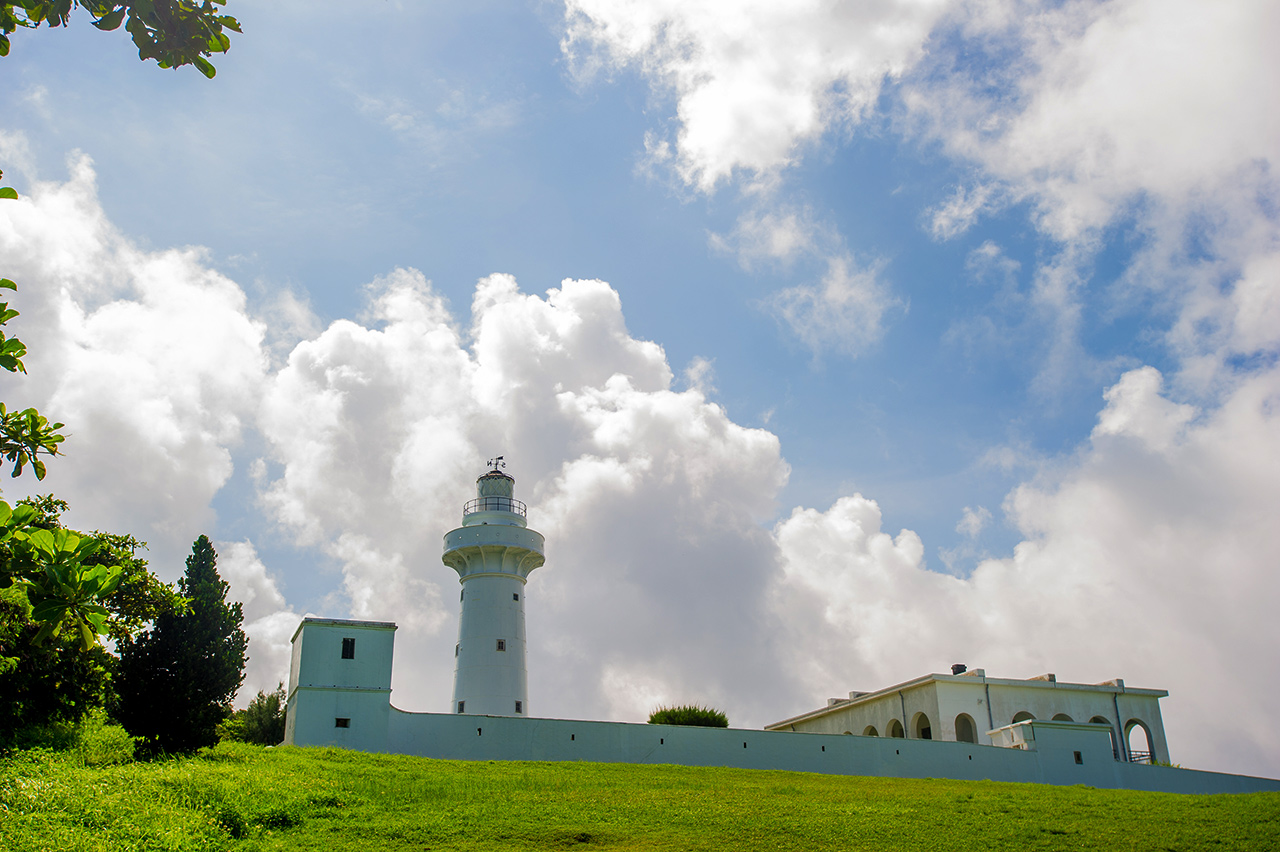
[{"xmin": 2, "ymin": 741, "xmax": 1278, "ymax": 851}]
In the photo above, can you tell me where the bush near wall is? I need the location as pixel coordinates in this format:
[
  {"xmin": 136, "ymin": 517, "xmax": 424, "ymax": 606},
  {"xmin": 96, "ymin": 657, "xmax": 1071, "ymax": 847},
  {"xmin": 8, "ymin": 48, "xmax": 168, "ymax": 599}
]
[{"xmin": 648, "ymin": 705, "xmax": 729, "ymax": 727}]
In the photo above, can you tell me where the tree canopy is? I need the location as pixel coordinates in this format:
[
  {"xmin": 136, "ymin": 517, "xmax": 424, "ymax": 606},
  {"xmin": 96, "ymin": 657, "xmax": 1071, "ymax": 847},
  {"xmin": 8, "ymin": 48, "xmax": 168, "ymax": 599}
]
[{"xmin": 0, "ymin": 1, "xmax": 241, "ymax": 77}]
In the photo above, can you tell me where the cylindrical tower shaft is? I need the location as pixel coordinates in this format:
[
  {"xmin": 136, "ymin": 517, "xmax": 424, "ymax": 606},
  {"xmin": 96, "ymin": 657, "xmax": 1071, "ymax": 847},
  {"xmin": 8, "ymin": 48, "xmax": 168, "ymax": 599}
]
[{"xmin": 442, "ymin": 467, "xmax": 544, "ymax": 717}]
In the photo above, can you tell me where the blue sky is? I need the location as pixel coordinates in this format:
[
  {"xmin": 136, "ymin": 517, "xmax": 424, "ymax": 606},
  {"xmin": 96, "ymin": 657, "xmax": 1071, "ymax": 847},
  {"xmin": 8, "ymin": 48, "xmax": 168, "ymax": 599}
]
[{"xmin": 2, "ymin": 1, "xmax": 1278, "ymax": 777}]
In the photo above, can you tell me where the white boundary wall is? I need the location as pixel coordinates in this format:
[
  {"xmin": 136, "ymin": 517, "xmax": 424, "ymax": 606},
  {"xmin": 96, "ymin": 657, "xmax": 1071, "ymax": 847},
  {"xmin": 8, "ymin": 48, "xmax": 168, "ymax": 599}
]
[{"xmin": 284, "ymin": 618, "xmax": 1280, "ymax": 794}]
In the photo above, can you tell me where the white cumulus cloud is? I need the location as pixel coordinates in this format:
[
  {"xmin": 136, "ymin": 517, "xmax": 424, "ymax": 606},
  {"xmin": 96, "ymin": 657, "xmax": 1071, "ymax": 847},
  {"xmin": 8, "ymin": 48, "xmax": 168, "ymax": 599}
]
[{"xmin": 563, "ymin": 0, "xmax": 953, "ymax": 191}]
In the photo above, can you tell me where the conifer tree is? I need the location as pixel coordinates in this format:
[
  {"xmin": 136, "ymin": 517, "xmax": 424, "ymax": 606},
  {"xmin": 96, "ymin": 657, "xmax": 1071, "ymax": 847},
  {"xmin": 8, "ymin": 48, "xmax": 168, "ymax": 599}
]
[{"xmin": 114, "ymin": 535, "xmax": 246, "ymax": 755}]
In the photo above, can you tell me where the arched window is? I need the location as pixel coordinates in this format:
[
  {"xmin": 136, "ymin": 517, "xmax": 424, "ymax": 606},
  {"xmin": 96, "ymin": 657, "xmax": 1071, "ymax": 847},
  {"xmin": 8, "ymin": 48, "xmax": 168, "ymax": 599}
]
[
  {"xmin": 1052, "ymin": 713, "xmax": 1074, "ymax": 722},
  {"xmin": 911, "ymin": 712, "xmax": 933, "ymax": 740},
  {"xmin": 954, "ymin": 713, "xmax": 977, "ymax": 743},
  {"xmin": 1090, "ymin": 716, "xmax": 1119, "ymax": 759},
  {"xmin": 887, "ymin": 719, "xmax": 905, "ymax": 738},
  {"xmin": 862, "ymin": 725, "xmax": 879, "ymax": 737},
  {"xmin": 1012, "ymin": 711, "xmax": 1035, "ymax": 723},
  {"xmin": 1126, "ymin": 719, "xmax": 1154, "ymax": 763}
]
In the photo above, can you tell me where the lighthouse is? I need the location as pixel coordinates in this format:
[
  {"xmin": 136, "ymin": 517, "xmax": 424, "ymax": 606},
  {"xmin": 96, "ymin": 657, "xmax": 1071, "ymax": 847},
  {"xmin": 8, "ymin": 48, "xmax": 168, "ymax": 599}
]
[{"xmin": 442, "ymin": 461, "xmax": 545, "ymax": 716}]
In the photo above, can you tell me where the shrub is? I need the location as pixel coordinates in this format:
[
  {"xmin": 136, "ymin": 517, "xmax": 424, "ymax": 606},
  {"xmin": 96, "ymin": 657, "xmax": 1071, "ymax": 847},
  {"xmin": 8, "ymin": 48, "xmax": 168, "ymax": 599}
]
[
  {"xmin": 647, "ymin": 705, "xmax": 729, "ymax": 728},
  {"xmin": 2, "ymin": 711, "xmax": 135, "ymax": 764},
  {"xmin": 72, "ymin": 713, "xmax": 137, "ymax": 765}
]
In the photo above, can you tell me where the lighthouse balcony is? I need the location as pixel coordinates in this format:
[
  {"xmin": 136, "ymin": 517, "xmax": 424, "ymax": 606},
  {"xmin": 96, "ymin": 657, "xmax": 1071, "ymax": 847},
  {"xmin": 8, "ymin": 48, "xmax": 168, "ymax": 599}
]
[
  {"xmin": 463, "ymin": 496, "xmax": 527, "ymax": 520},
  {"xmin": 444, "ymin": 523, "xmax": 545, "ymax": 560}
]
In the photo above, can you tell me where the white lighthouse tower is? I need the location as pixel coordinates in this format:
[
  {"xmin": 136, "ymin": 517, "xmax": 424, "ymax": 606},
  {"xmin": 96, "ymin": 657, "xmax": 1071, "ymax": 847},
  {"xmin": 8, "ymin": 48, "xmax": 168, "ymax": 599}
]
[{"xmin": 442, "ymin": 460, "xmax": 545, "ymax": 717}]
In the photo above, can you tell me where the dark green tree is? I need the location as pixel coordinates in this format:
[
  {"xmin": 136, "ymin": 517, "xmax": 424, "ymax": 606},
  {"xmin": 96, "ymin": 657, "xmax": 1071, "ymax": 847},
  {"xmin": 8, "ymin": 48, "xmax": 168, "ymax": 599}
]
[
  {"xmin": 220, "ymin": 682, "xmax": 285, "ymax": 745},
  {"xmin": 114, "ymin": 534, "xmax": 246, "ymax": 755}
]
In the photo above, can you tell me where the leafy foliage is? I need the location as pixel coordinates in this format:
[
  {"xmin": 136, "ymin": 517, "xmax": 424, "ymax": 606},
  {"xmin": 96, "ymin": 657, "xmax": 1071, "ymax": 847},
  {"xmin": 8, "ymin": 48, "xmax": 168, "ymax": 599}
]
[
  {"xmin": 0, "ymin": 497, "xmax": 180, "ymax": 739},
  {"xmin": 0, "ymin": 274, "xmax": 65, "ymax": 482},
  {"xmin": 0, "ymin": 500, "xmax": 112, "ymax": 649},
  {"xmin": 0, "ymin": 585, "xmax": 111, "ymax": 743},
  {"xmin": 114, "ymin": 535, "xmax": 247, "ymax": 755},
  {"xmin": 648, "ymin": 704, "xmax": 729, "ymax": 728},
  {"xmin": 0, "ymin": 1, "xmax": 241, "ymax": 77}
]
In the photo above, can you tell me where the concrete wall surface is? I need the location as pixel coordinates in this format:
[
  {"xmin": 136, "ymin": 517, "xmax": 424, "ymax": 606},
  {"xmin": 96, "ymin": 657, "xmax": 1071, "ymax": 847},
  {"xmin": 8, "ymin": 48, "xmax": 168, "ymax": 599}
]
[{"xmin": 377, "ymin": 709, "xmax": 1280, "ymax": 795}]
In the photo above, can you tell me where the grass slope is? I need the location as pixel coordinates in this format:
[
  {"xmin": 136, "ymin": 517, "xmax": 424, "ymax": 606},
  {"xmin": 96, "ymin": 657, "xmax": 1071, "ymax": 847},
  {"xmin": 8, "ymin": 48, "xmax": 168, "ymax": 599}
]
[{"xmin": 3, "ymin": 741, "xmax": 1279, "ymax": 851}]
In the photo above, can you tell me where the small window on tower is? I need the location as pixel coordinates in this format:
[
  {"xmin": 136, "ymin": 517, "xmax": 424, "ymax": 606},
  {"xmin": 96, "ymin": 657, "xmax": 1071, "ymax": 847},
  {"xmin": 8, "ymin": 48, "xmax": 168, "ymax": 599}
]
[
  {"xmin": 455, "ymin": 644, "xmax": 459, "ymax": 657},
  {"xmin": 335, "ymin": 718, "xmax": 350, "ymax": 728},
  {"xmin": 513, "ymin": 593, "xmax": 520, "ymax": 601},
  {"xmin": 496, "ymin": 639, "xmax": 506, "ymax": 652},
  {"xmin": 515, "ymin": 701, "xmax": 523, "ymax": 714},
  {"xmin": 460, "ymin": 589, "xmax": 464, "ymax": 601},
  {"xmin": 457, "ymin": 701, "xmax": 465, "ymax": 714},
  {"xmin": 341, "ymin": 638, "xmax": 355, "ymax": 659}
]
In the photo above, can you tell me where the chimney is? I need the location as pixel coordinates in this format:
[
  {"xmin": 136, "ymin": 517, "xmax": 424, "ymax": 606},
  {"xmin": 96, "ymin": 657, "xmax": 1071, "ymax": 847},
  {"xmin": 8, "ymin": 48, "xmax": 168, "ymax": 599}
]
[{"xmin": 951, "ymin": 663, "xmax": 967, "ymax": 675}]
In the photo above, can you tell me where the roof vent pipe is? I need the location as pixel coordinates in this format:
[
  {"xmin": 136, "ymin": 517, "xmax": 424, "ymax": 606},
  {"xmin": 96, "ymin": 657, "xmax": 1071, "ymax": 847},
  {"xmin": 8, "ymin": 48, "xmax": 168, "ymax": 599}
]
[{"xmin": 951, "ymin": 664, "xmax": 967, "ymax": 675}]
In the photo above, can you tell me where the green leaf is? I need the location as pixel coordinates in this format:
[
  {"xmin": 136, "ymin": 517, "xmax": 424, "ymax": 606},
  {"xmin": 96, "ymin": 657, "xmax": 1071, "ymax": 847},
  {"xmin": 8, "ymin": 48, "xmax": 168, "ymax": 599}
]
[
  {"xmin": 193, "ymin": 54, "xmax": 216, "ymax": 78},
  {"xmin": 84, "ymin": 610, "xmax": 108, "ymax": 633},
  {"xmin": 31, "ymin": 597, "xmax": 67, "ymax": 623},
  {"xmin": 0, "ymin": 279, "xmax": 15, "ymax": 290},
  {"xmin": 32, "ymin": 620, "xmax": 57, "ymax": 645},
  {"xmin": 0, "ymin": 188, "xmax": 18, "ymax": 200},
  {"xmin": 92, "ymin": 7, "xmax": 126, "ymax": 31},
  {"xmin": 28, "ymin": 527, "xmax": 56, "ymax": 556}
]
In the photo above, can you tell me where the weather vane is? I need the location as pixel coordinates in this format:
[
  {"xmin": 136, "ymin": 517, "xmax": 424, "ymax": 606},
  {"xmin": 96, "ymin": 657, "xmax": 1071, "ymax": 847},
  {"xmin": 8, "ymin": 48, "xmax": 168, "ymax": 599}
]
[{"xmin": 487, "ymin": 455, "xmax": 506, "ymax": 471}]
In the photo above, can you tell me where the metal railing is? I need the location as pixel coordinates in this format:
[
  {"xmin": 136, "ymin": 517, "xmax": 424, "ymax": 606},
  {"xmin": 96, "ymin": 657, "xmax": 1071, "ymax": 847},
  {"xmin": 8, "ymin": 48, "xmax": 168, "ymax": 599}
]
[
  {"xmin": 1127, "ymin": 750, "xmax": 1154, "ymax": 764},
  {"xmin": 463, "ymin": 496, "xmax": 527, "ymax": 519}
]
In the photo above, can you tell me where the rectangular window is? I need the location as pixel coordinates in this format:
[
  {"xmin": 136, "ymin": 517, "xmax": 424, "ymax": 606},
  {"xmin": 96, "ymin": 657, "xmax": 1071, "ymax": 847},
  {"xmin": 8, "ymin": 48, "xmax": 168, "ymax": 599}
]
[
  {"xmin": 461, "ymin": 589, "xmax": 464, "ymax": 601},
  {"xmin": 496, "ymin": 639, "xmax": 506, "ymax": 652},
  {"xmin": 513, "ymin": 593, "xmax": 520, "ymax": 601},
  {"xmin": 455, "ymin": 643, "xmax": 459, "ymax": 657},
  {"xmin": 335, "ymin": 718, "xmax": 350, "ymax": 728},
  {"xmin": 515, "ymin": 701, "xmax": 523, "ymax": 714},
  {"xmin": 341, "ymin": 637, "xmax": 355, "ymax": 659},
  {"xmin": 1074, "ymin": 751, "xmax": 1084, "ymax": 765},
  {"xmin": 457, "ymin": 701, "xmax": 465, "ymax": 714}
]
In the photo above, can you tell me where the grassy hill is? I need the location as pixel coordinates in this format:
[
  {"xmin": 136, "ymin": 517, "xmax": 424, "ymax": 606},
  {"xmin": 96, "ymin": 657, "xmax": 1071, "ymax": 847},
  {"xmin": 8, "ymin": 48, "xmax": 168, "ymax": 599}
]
[{"xmin": 3, "ymin": 738, "xmax": 1278, "ymax": 851}]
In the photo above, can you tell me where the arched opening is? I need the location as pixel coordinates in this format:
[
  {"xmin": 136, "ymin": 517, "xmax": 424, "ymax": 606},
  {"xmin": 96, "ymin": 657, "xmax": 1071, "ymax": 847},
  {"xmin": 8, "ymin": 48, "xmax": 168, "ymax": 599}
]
[
  {"xmin": 1052, "ymin": 713, "xmax": 1074, "ymax": 722},
  {"xmin": 1090, "ymin": 716, "xmax": 1119, "ymax": 759},
  {"xmin": 954, "ymin": 713, "xmax": 977, "ymax": 744},
  {"xmin": 842, "ymin": 731, "xmax": 853, "ymax": 736},
  {"xmin": 1125, "ymin": 719, "xmax": 1154, "ymax": 763},
  {"xmin": 887, "ymin": 719, "xmax": 905, "ymax": 738},
  {"xmin": 862, "ymin": 725, "xmax": 879, "ymax": 737},
  {"xmin": 1012, "ymin": 711, "xmax": 1036, "ymax": 724},
  {"xmin": 911, "ymin": 712, "xmax": 933, "ymax": 740}
]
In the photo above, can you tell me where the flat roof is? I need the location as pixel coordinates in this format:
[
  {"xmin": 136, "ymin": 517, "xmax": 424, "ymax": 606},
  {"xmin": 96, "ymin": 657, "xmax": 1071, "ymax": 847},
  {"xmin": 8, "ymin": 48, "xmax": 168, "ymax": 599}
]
[
  {"xmin": 292, "ymin": 617, "xmax": 398, "ymax": 642},
  {"xmin": 765, "ymin": 671, "xmax": 1168, "ymax": 730}
]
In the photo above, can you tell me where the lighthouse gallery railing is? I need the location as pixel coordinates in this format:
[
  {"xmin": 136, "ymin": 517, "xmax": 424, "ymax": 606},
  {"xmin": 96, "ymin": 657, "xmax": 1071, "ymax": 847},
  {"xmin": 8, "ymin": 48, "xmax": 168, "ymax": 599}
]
[{"xmin": 463, "ymin": 496, "xmax": 527, "ymax": 519}]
